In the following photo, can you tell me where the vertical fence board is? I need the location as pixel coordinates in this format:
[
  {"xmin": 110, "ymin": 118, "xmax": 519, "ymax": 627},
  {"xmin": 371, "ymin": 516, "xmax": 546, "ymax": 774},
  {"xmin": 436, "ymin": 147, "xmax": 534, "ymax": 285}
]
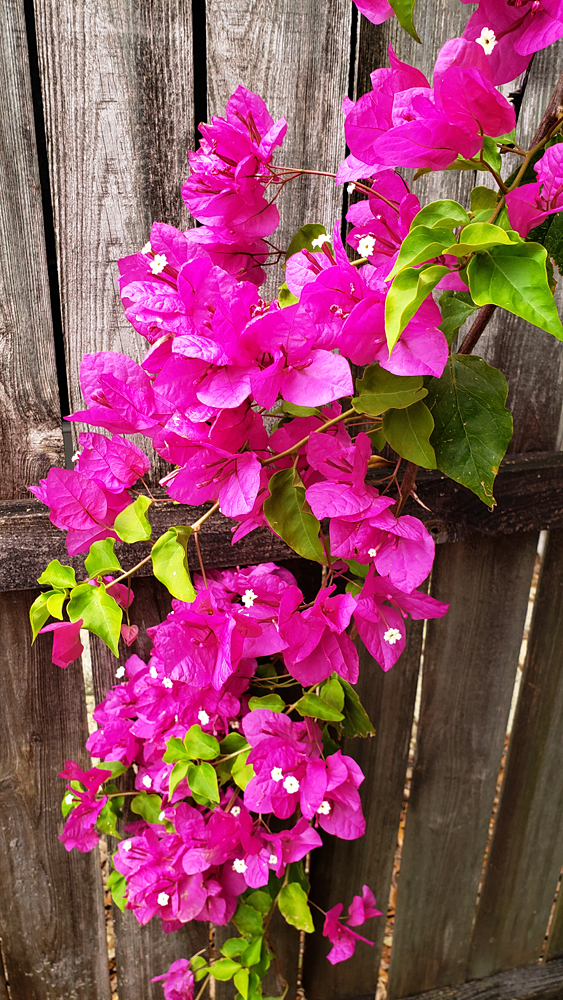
[
  {"xmin": 468, "ymin": 530, "xmax": 563, "ymax": 978},
  {"xmin": 304, "ymin": 625, "xmax": 424, "ymax": 1000},
  {"xmin": 0, "ymin": 0, "xmax": 64, "ymax": 498},
  {"xmin": 89, "ymin": 577, "xmax": 209, "ymax": 1000},
  {"xmin": 33, "ymin": 0, "xmax": 194, "ymax": 472},
  {"xmin": 0, "ymin": 590, "xmax": 110, "ymax": 1000},
  {"xmin": 546, "ymin": 882, "xmax": 563, "ymax": 962}
]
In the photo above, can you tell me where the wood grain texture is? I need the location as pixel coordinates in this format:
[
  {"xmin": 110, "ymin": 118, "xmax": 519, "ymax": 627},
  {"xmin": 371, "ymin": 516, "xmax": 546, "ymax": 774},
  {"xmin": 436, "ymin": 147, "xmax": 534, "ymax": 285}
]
[
  {"xmin": 304, "ymin": 624, "xmax": 424, "ymax": 1000},
  {"xmin": 205, "ymin": 0, "xmax": 353, "ymax": 297},
  {"xmin": 545, "ymin": 884, "xmax": 563, "ymax": 962},
  {"xmin": 33, "ymin": 0, "xmax": 194, "ymax": 472},
  {"xmin": 398, "ymin": 957, "xmax": 563, "ymax": 1000},
  {"xmin": 0, "ymin": 589, "xmax": 110, "ymax": 999},
  {"xmin": 468, "ymin": 531, "xmax": 563, "ymax": 978},
  {"xmin": 0, "ymin": 0, "xmax": 64, "ymax": 499}
]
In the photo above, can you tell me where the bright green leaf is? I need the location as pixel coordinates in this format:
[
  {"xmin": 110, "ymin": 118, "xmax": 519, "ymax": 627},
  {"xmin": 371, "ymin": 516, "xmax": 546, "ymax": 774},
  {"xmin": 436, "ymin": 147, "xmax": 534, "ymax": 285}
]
[
  {"xmin": 67, "ymin": 583, "xmax": 122, "ymax": 656},
  {"xmin": 352, "ymin": 363, "xmax": 427, "ymax": 416},
  {"xmin": 245, "ymin": 891, "xmax": 272, "ymax": 916},
  {"xmin": 241, "ymin": 937, "xmax": 263, "ymax": 968},
  {"xmin": 471, "ymin": 186, "xmax": 499, "ymax": 216},
  {"xmin": 410, "ymin": 200, "xmax": 469, "ymax": 232},
  {"xmin": 46, "ymin": 590, "xmax": 66, "ymax": 620},
  {"xmin": 278, "ymin": 883, "xmax": 314, "ymax": 933},
  {"xmin": 439, "ymin": 290, "xmax": 479, "ymax": 346},
  {"xmin": 169, "ymin": 760, "xmax": 190, "ymax": 796},
  {"xmin": 319, "ymin": 676, "xmax": 345, "ymax": 713},
  {"xmin": 219, "ymin": 733, "xmax": 248, "ymax": 755},
  {"xmin": 383, "ymin": 401, "xmax": 437, "ymax": 468},
  {"xmin": 285, "ymin": 224, "xmax": 329, "ymax": 261},
  {"xmin": 467, "ymin": 239, "xmax": 563, "ymax": 339},
  {"xmin": 107, "ymin": 869, "xmax": 127, "ymax": 912},
  {"xmin": 295, "ymin": 692, "xmax": 344, "ymax": 722},
  {"xmin": 163, "ymin": 736, "xmax": 190, "ymax": 764},
  {"xmin": 233, "ymin": 903, "xmax": 264, "ymax": 937},
  {"xmin": 97, "ymin": 800, "xmax": 122, "ymax": 838},
  {"xmin": 221, "ymin": 938, "xmax": 248, "ymax": 959},
  {"xmin": 151, "ymin": 525, "xmax": 196, "ymax": 602},
  {"xmin": 388, "ymin": 226, "xmax": 453, "ymax": 278},
  {"xmin": 188, "ymin": 761, "xmax": 220, "ymax": 804},
  {"xmin": 282, "ymin": 401, "xmax": 321, "ymax": 417},
  {"xmin": 385, "ymin": 265, "xmax": 450, "ymax": 351},
  {"xmin": 480, "ymin": 135, "xmax": 502, "ymax": 174},
  {"xmin": 84, "ymin": 538, "xmax": 122, "ymax": 579},
  {"xmin": 248, "ymin": 694, "xmax": 285, "ymax": 712},
  {"xmin": 340, "ymin": 677, "xmax": 376, "ymax": 738},
  {"xmin": 232, "ymin": 750, "xmax": 255, "ymax": 791},
  {"xmin": 183, "ymin": 724, "xmax": 220, "ymax": 761},
  {"xmin": 30, "ymin": 592, "xmax": 52, "ymax": 642},
  {"xmin": 389, "ymin": 0, "xmax": 420, "ymax": 41},
  {"xmin": 264, "ymin": 468, "xmax": 325, "ymax": 563},
  {"xmin": 425, "ymin": 354, "xmax": 513, "ymax": 506},
  {"xmin": 37, "ymin": 559, "xmax": 77, "ymax": 589},
  {"xmin": 278, "ymin": 282, "xmax": 299, "ymax": 308},
  {"xmin": 447, "ymin": 222, "xmax": 517, "ymax": 257},
  {"xmin": 208, "ymin": 958, "xmax": 242, "ymax": 981},
  {"xmin": 130, "ymin": 792, "xmax": 164, "ymax": 825},
  {"xmin": 96, "ymin": 759, "xmax": 127, "ymax": 779},
  {"xmin": 234, "ymin": 967, "xmax": 250, "ymax": 998},
  {"xmin": 114, "ymin": 495, "xmax": 153, "ymax": 543}
]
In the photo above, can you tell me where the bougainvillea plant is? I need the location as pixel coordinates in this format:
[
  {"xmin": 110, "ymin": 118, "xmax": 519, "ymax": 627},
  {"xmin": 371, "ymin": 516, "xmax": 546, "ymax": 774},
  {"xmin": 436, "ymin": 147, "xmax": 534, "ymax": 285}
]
[{"xmin": 29, "ymin": 1, "xmax": 563, "ymax": 997}]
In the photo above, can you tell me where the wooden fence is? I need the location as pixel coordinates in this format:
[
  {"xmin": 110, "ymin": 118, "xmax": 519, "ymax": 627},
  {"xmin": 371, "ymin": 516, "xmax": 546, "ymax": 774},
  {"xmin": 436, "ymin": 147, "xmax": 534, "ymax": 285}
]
[{"xmin": 1, "ymin": 1, "xmax": 563, "ymax": 998}]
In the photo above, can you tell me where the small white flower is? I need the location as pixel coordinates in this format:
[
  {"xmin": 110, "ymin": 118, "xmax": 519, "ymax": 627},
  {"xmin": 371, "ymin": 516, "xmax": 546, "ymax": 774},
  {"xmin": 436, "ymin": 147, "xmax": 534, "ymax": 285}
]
[
  {"xmin": 122, "ymin": 839, "xmax": 132, "ymax": 852},
  {"xmin": 232, "ymin": 858, "xmax": 247, "ymax": 873},
  {"xmin": 241, "ymin": 588, "xmax": 258, "ymax": 608},
  {"xmin": 358, "ymin": 235, "xmax": 376, "ymax": 258},
  {"xmin": 268, "ymin": 854, "xmax": 278, "ymax": 866},
  {"xmin": 383, "ymin": 627, "xmax": 402, "ymax": 645},
  {"xmin": 157, "ymin": 892, "xmax": 169, "ymax": 906},
  {"xmin": 158, "ymin": 811, "xmax": 166, "ymax": 821},
  {"xmin": 198, "ymin": 709, "xmax": 210, "ymax": 726},
  {"xmin": 115, "ymin": 665, "xmax": 126, "ymax": 679},
  {"xmin": 162, "ymin": 677, "xmax": 173, "ymax": 689},
  {"xmin": 150, "ymin": 253, "xmax": 168, "ymax": 274},
  {"xmin": 141, "ymin": 241, "xmax": 152, "ymax": 254},
  {"xmin": 230, "ymin": 720, "xmax": 240, "ymax": 730},
  {"xmin": 283, "ymin": 775, "xmax": 300, "ymax": 794},
  {"xmin": 71, "ymin": 449, "xmax": 82, "ymax": 464},
  {"xmin": 347, "ymin": 183, "xmax": 356, "ymax": 194},
  {"xmin": 475, "ymin": 27, "xmax": 497, "ymax": 54},
  {"xmin": 142, "ymin": 775, "xmax": 152, "ymax": 788},
  {"xmin": 311, "ymin": 233, "xmax": 330, "ymax": 249},
  {"xmin": 65, "ymin": 793, "xmax": 74, "ymax": 805},
  {"xmin": 149, "ymin": 666, "xmax": 158, "ymax": 679},
  {"xmin": 231, "ymin": 805, "xmax": 241, "ymax": 817},
  {"xmin": 317, "ymin": 800, "xmax": 331, "ymax": 815},
  {"xmin": 271, "ymin": 767, "xmax": 284, "ymax": 782},
  {"xmin": 368, "ymin": 548, "xmax": 378, "ymax": 558}
]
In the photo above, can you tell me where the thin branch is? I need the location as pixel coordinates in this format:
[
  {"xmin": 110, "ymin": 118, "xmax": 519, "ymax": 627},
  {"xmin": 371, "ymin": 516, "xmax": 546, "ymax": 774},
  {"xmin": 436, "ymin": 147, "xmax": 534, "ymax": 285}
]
[
  {"xmin": 193, "ymin": 531, "xmax": 207, "ymax": 588},
  {"xmin": 394, "ymin": 462, "xmax": 419, "ymax": 518},
  {"xmin": 458, "ymin": 304, "xmax": 497, "ymax": 356}
]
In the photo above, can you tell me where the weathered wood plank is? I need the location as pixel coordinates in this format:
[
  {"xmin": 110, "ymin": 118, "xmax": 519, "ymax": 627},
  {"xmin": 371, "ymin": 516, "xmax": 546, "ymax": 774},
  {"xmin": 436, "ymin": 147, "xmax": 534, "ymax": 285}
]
[
  {"xmin": 468, "ymin": 530, "xmax": 563, "ymax": 978},
  {"xmin": 0, "ymin": 0, "xmax": 64, "ymax": 498},
  {"xmin": 0, "ymin": 590, "xmax": 110, "ymax": 999},
  {"xmin": 398, "ymin": 957, "xmax": 563, "ymax": 1000},
  {"xmin": 386, "ymin": 534, "xmax": 539, "ymax": 999},
  {"xmin": 33, "ymin": 0, "xmax": 194, "ymax": 474},
  {"xmin": 89, "ymin": 577, "xmax": 208, "ymax": 1000},
  {"xmin": 303, "ymin": 623, "xmax": 424, "ymax": 1000},
  {"xmin": 545, "ymin": 884, "xmax": 563, "ymax": 962},
  {"xmin": 205, "ymin": 0, "xmax": 353, "ymax": 297}
]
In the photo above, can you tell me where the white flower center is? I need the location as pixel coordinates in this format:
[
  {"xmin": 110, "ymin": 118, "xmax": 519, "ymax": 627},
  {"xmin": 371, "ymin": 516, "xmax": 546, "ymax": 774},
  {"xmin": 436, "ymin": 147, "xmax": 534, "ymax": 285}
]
[
  {"xmin": 158, "ymin": 811, "xmax": 166, "ymax": 821},
  {"xmin": 231, "ymin": 805, "xmax": 241, "ymax": 817},
  {"xmin": 268, "ymin": 854, "xmax": 278, "ymax": 865},
  {"xmin": 162, "ymin": 677, "xmax": 173, "ymax": 689},
  {"xmin": 141, "ymin": 241, "xmax": 152, "ymax": 254},
  {"xmin": 65, "ymin": 793, "xmax": 74, "ymax": 805},
  {"xmin": 283, "ymin": 775, "xmax": 300, "ymax": 794},
  {"xmin": 347, "ymin": 183, "xmax": 356, "ymax": 194},
  {"xmin": 241, "ymin": 589, "xmax": 257, "ymax": 608},
  {"xmin": 157, "ymin": 892, "xmax": 169, "ymax": 906},
  {"xmin": 383, "ymin": 627, "xmax": 402, "ymax": 645},
  {"xmin": 142, "ymin": 775, "xmax": 152, "ymax": 788},
  {"xmin": 357, "ymin": 235, "xmax": 376, "ymax": 258},
  {"xmin": 271, "ymin": 767, "xmax": 284, "ymax": 782},
  {"xmin": 232, "ymin": 858, "xmax": 247, "ymax": 873},
  {"xmin": 71, "ymin": 449, "xmax": 82, "ymax": 464},
  {"xmin": 476, "ymin": 27, "xmax": 497, "ymax": 53},
  {"xmin": 317, "ymin": 800, "xmax": 331, "ymax": 815},
  {"xmin": 198, "ymin": 709, "xmax": 210, "ymax": 725},
  {"xmin": 311, "ymin": 233, "xmax": 330, "ymax": 249},
  {"xmin": 230, "ymin": 720, "xmax": 240, "ymax": 730},
  {"xmin": 122, "ymin": 839, "xmax": 132, "ymax": 852},
  {"xmin": 149, "ymin": 666, "xmax": 158, "ymax": 679},
  {"xmin": 150, "ymin": 253, "xmax": 168, "ymax": 274},
  {"xmin": 115, "ymin": 665, "xmax": 126, "ymax": 678},
  {"xmin": 368, "ymin": 548, "xmax": 377, "ymax": 558}
]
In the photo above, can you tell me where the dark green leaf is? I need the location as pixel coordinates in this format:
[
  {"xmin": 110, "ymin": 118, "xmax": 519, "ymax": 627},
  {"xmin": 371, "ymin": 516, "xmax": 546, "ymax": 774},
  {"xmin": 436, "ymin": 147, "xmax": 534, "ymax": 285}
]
[
  {"xmin": 389, "ymin": 0, "xmax": 420, "ymax": 41},
  {"xmin": 385, "ymin": 265, "xmax": 450, "ymax": 350},
  {"xmin": 107, "ymin": 869, "xmax": 127, "ymax": 912},
  {"xmin": 151, "ymin": 525, "xmax": 196, "ymax": 602},
  {"xmin": 37, "ymin": 559, "xmax": 77, "ymax": 589},
  {"xmin": 278, "ymin": 883, "xmax": 314, "ymax": 933},
  {"xmin": 97, "ymin": 800, "xmax": 122, "ymax": 838},
  {"xmin": 353, "ymin": 363, "xmax": 427, "ymax": 416},
  {"xmin": 410, "ymin": 199, "xmax": 469, "ymax": 231},
  {"xmin": 282, "ymin": 401, "xmax": 321, "ymax": 417},
  {"xmin": 383, "ymin": 401, "xmax": 436, "ymax": 468},
  {"xmin": 438, "ymin": 290, "xmax": 479, "ymax": 346},
  {"xmin": 248, "ymin": 694, "xmax": 285, "ymax": 712},
  {"xmin": 114, "ymin": 495, "xmax": 152, "ymax": 543},
  {"xmin": 233, "ymin": 903, "xmax": 264, "ymax": 937},
  {"xmin": 294, "ymin": 692, "xmax": 344, "ymax": 722},
  {"xmin": 188, "ymin": 761, "xmax": 220, "ymax": 804},
  {"xmin": 340, "ymin": 678, "xmax": 376, "ymax": 738},
  {"xmin": 183, "ymin": 724, "xmax": 220, "ymax": 761},
  {"xmin": 319, "ymin": 676, "xmax": 345, "ymax": 713},
  {"xmin": 425, "ymin": 354, "xmax": 513, "ymax": 506},
  {"xmin": 245, "ymin": 891, "xmax": 272, "ymax": 915},
  {"xmin": 219, "ymin": 733, "xmax": 248, "ymax": 755},
  {"xmin": 528, "ymin": 210, "xmax": 563, "ymax": 272},
  {"xmin": 278, "ymin": 282, "xmax": 299, "ymax": 308},
  {"xmin": 287, "ymin": 861, "xmax": 310, "ymax": 893},
  {"xmin": 130, "ymin": 791, "xmax": 164, "ymax": 825},
  {"xmin": 84, "ymin": 538, "xmax": 122, "ymax": 579},
  {"xmin": 67, "ymin": 583, "xmax": 122, "ymax": 656},
  {"xmin": 388, "ymin": 226, "xmax": 453, "ymax": 278},
  {"xmin": 264, "ymin": 468, "xmax": 325, "ymax": 563},
  {"xmin": 285, "ymin": 224, "xmax": 329, "ymax": 261}
]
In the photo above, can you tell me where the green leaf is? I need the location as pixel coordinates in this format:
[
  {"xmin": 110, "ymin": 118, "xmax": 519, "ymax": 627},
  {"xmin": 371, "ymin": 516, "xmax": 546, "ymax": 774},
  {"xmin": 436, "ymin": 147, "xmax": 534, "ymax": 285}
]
[
  {"xmin": 221, "ymin": 938, "xmax": 249, "ymax": 959},
  {"xmin": 278, "ymin": 883, "xmax": 314, "ymax": 933},
  {"xmin": 383, "ymin": 401, "xmax": 437, "ymax": 468},
  {"xmin": 208, "ymin": 958, "xmax": 242, "ymax": 981},
  {"xmin": 30, "ymin": 592, "xmax": 52, "ymax": 641},
  {"xmin": 232, "ymin": 750, "xmax": 255, "ymax": 791},
  {"xmin": 240, "ymin": 937, "xmax": 263, "ymax": 968},
  {"xmin": 97, "ymin": 800, "xmax": 122, "ymax": 838},
  {"xmin": 245, "ymin": 891, "xmax": 272, "ymax": 916},
  {"xmin": 319, "ymin": 676, "xmax": 345, "ymax": 713},
  {"xmin": 61, "ymin": 787, "xmax": 78, "ymax": 817},
  {"xmin": 448, "ymin": 222, "xmax": 517, "ymax": 257},
  {"xmin": 425, "ymin": 354, "xmax": 513, "ymax": 506},
  {"xmin": 282, "ymin": 400, "xmax": 321, "ymax": 417},
  {"xmin": 264, "ymin": 468, "xmax": 325, "ymax": 563},
  {"xmin": 169, "ymin": 760, "xmax": 190, "ymax": 796},
  {"xmin": 234, "ymin": 967, "xmax": 250, "ymax": 998},
  {"xmin": 248, "ymin": 694, "xmax": 285, "ymax": 712},
  {"xmin": 67, "ymin": 583, "xmax": 122, "ymax": 656},
  {"xmin": 471, "ymin": 186, "xmax": 499, "ymax": 216},
  {"xmin": 96, "ymin": 759, "xmax": 127, "ymax": 779},
  {"xmin": 285, "ymin": 224, "xmax": 329, "ymax": 261},
  {"xmin": 385, "ymin": 265, "xmax": 450, "ymax": 351},
  {"xmin": 219, "ymin": 733, "xmax": 248, "ymax": 755},
  {"xmin": 163, "ymin": 736, "xmax": 190, "ymax": 764},
  {"xmin": 480, "ymin": 135, "xmax": 502, "ymax": 174},
  {"xmin": 183, "ymin": 724, "xmax": 221, "ymax": 761},
  {"xmin": 107, "ymin": 869, "xmax": 127, "ymax": 912},
  {"xmin": 188, "ymin": 761, "xmax": 220, "ymax": 804},
  {"xmin": 388, "ymin": 226, "xmax": 453, "ymax": 278},
  {"xmin": 37, "ymin": 559, "xmax": 77, "ymax": 589},
  {"xmin": 467, "ymin": 239, "xmax": 563, "ymax": 339},
  {"xmin": 295, "ymin": 692, "xmax": 344, "ymax": 722},
  {"xmin": 114, "ymin": 495, "xmax": 152, "ymax": 543},
  {"xmin": 340, "ymin": 678, "xmax": 375, "ymax": 738},
  {"xmin": 233, "ymin": 903, "xmax": 265, "ymax": 937},
  {"xmin": 389, "ymin": 0, "xmax": 420, "ymax": 41},
  {"xmin": 410, "ymin": 200, "xmax": 469, "ymax": 231},
  {"xmin": 278, "ymin": 282, "xmax": 299, "ymax": 308},
  {"xmin": 352, "ymin": 363, "xmax": 427, "ymax": 416},
  {"xmin": 130, "ymin": 792, "xmax": 164, "ymax": 825},
  {"xmin": 528, "ymin": 210, "xmax": 563, "ymax": 272},
  {"xmin": 46, "ymin": 590, "xmax": 66, "ymax": 620},
  {"xmin": 438, "ymin": 290, "xmax": 479, "ymax": 346},
  {"xmin": 84, "ymin": 538, "xmax": 122, "ymax": 579},
  {"xmin": 151, "ymin": 525, "xmax": 196, "ymax": 602},
  {"xmin": 287, "ymin": 860, "xmax": 310, "ymax": 893}
]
